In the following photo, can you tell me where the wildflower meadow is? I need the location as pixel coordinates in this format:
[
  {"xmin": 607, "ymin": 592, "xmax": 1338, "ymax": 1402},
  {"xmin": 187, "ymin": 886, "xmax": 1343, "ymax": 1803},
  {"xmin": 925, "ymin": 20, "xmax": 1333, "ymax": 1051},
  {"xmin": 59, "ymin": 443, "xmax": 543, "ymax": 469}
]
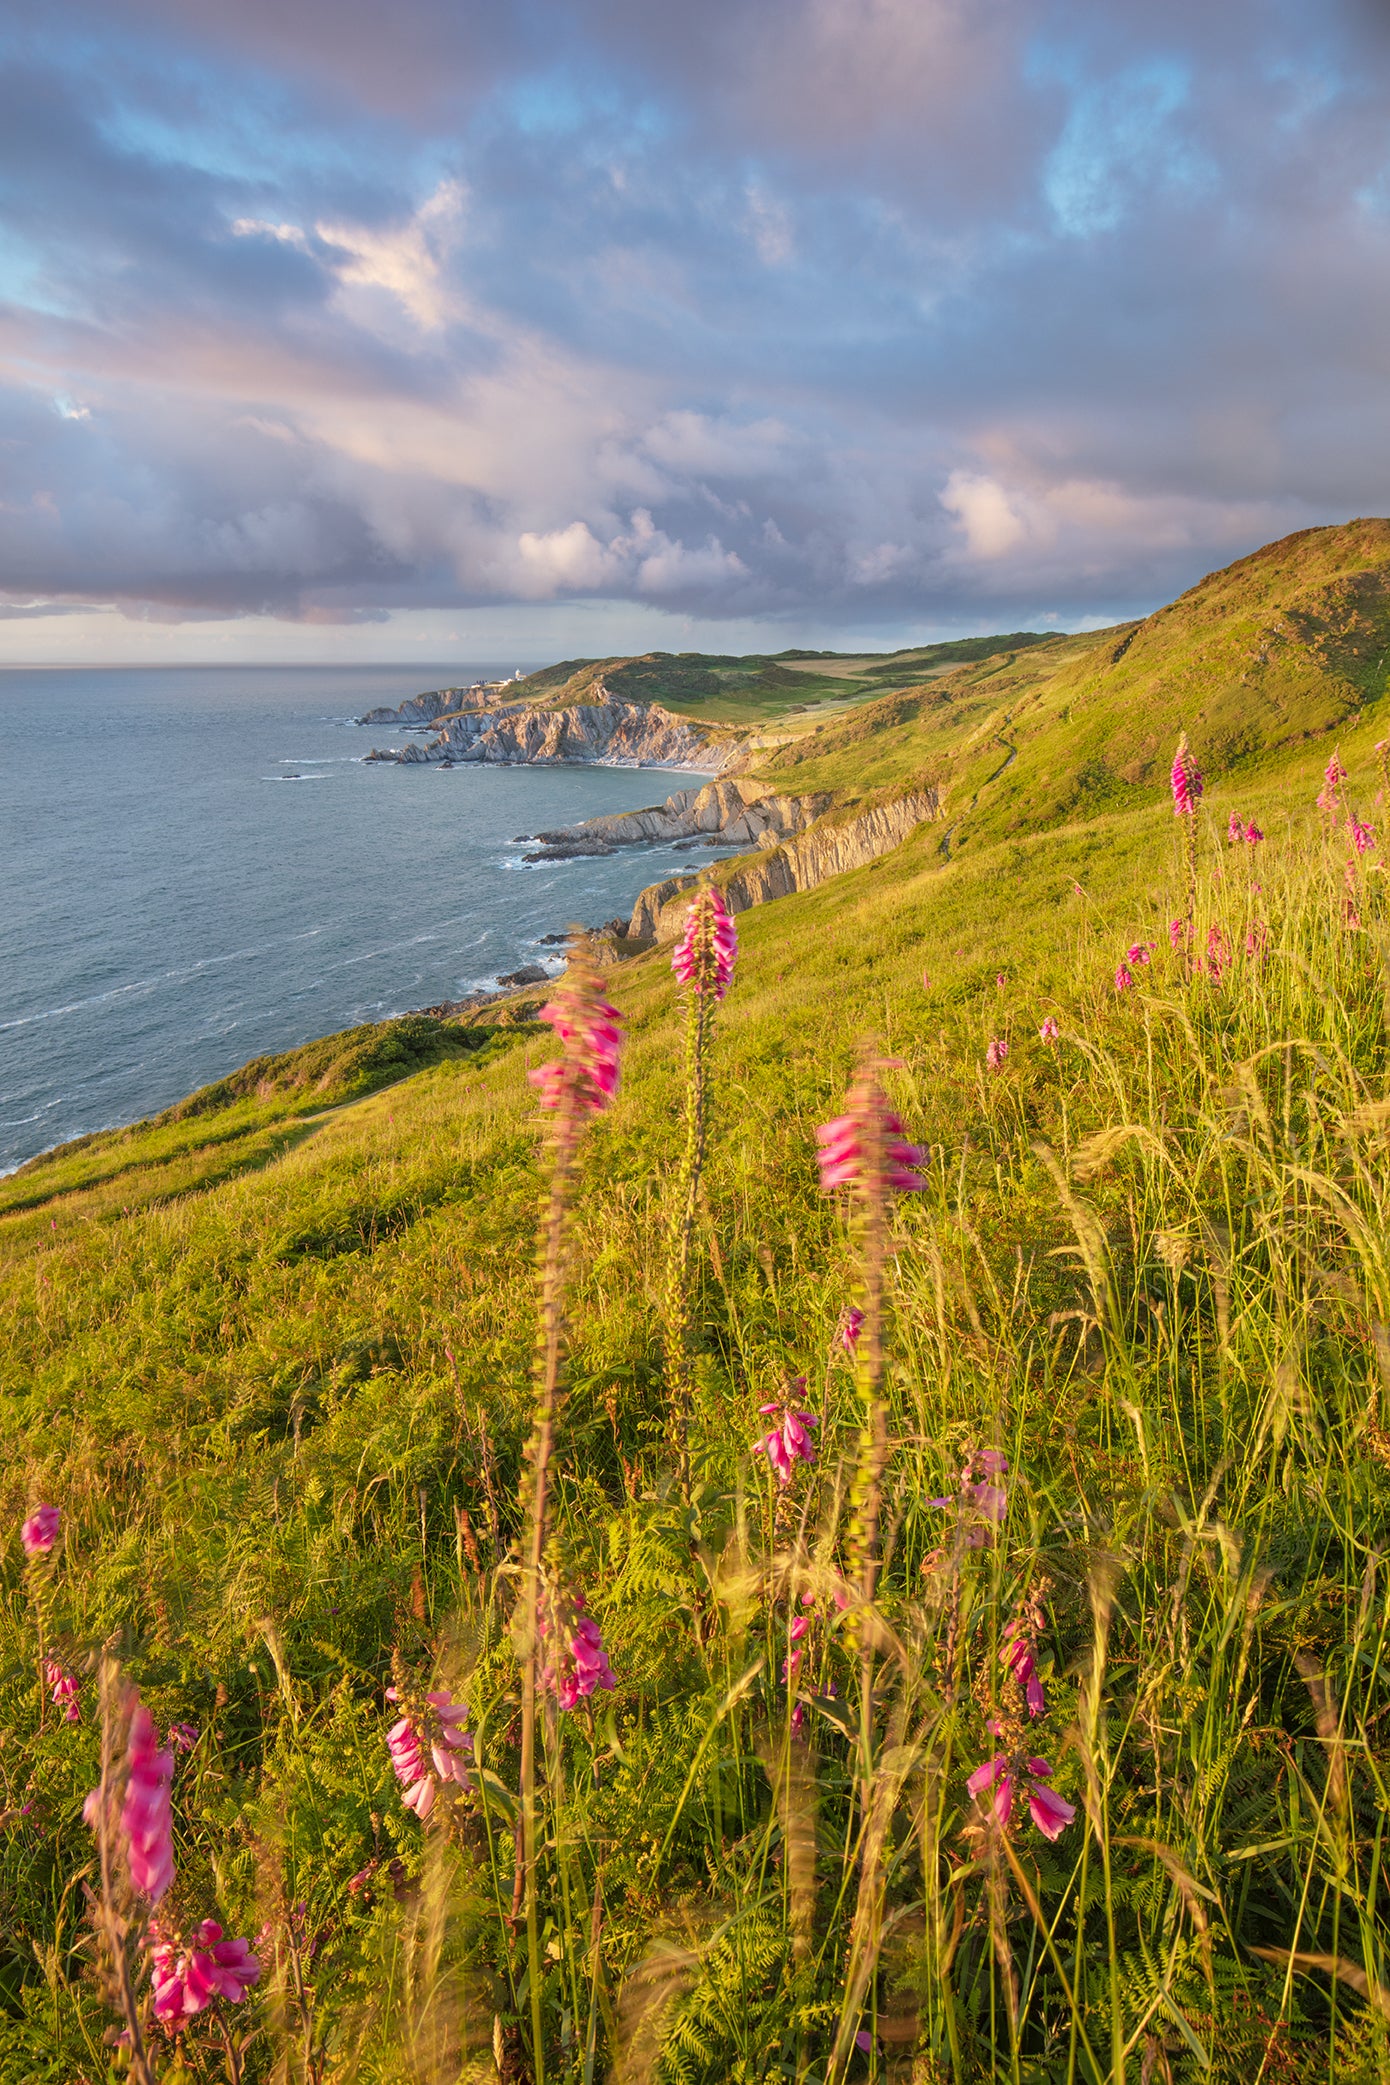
[{"xmin": 3, "ymin": 736, "xmax": 1390, "ymax": 2083}]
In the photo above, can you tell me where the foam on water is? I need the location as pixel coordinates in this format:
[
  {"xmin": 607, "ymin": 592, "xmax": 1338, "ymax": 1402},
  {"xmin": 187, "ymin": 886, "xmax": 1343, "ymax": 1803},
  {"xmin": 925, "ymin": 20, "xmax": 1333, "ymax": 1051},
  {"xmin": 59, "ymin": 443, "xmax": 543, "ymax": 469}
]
[{"xmin": 1, "ymin": 664, "xmax": 716, "ymax": 1171}]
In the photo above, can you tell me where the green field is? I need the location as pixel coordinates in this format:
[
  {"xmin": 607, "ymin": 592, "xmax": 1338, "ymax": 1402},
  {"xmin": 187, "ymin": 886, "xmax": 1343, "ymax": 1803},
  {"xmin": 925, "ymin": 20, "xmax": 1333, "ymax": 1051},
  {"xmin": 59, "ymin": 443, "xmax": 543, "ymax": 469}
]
[{"xmin": 5, "ymin": 522, "xmax": 1390, "ymax": 2082}]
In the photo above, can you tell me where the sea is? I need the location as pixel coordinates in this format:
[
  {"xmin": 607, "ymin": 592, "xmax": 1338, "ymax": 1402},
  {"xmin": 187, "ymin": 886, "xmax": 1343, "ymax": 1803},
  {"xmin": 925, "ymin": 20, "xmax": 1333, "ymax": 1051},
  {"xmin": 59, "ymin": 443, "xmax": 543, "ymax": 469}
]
[{"xmin": 1, "ymin": 664, "xmax": 724, "ymax": 1174}]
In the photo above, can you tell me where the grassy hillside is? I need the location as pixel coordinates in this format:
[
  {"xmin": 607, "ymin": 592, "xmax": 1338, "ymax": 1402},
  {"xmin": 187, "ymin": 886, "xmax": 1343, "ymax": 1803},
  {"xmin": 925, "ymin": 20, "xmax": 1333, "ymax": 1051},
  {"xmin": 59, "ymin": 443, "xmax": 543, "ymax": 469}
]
[
  {"xmin": 754, "ymin": 523, "xmax": 1390, "ymax": 851},
  {"xmin": 510, "ymin": 632, "xmax": 1057, "ymax": 728},
  {"xmin": 5, "ymin": 526, "xmax": 1390, "ymax": 2082}
]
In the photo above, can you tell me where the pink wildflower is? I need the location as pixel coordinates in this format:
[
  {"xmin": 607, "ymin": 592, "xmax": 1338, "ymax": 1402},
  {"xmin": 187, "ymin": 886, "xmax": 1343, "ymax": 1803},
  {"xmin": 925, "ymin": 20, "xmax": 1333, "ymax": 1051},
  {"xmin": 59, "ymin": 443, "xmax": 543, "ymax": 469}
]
[
  {"xmin": 1000, "ymin": 1626, "xmax": 1046, "ymax": 1719},
  {"xmin": 20, "ymin": 1504, "xmax": 60, "ymax": 1556},
  {"xmin": 985, "ymin": 1035, "xmax": 1008, "ymax": 1071},
  {"xmin": 1038, "ymin": 1016, "xmax": 1059, "ymax": 1044},
  {"xmin": 1114, "ymin": 963, "xmax": 1133, "ymax": 993},
  {"xmin": 1205, "ymin": 925, "xmax": 1229, "ymax": 980},
  {"xmin": 1317, "ymin": 750, "xmax": 1347, "ymax": 813},
  {"xmin": 1126, "ymin": 943, "xmax": 1151, "ymax": 965},
  {"xmin": 967, "ymin": 1754, "xmax": 1075, "ymax": 1840},
  {"xmin": 671, "ymin": 885, "xmax": 738, "ymax": 1000},
  {"xmin": 167, "ymin": 1722, "xmax": 199, "ymax": 1752},
  {"xmin": 1168, "ymin": 917, "xmax": 1188, "ymax": 950},
  {"xmin": 1245, "ymin": 821, "xmax": 1263, "ymax": 844},
  {"xmin": 1171, "ymin": 735, "xmax": 1203, "ymax": 816},
  {"xmin": 44, "ymin": 1661, "xmax": 80, "ymax": 1724},
  {"xmin": 385, "ymin": 1687, "xmax": 474, "ymax": 1820},
  {"xmin": 121, "ymin": 1696, "xmax": 175, "ymax": 1902},
  {"xmin": 815, "ymin": 1073, "xmax": 926, "ymax": 1197},
  {"xmin": 995, "ymin": 971, "xmax": 1006, "ymax": 988},
  {"xmin": 1228, "ymin": 811, "xmax": 1244, "ymax": 843},
  {"xmin": 541, "ymin": 1592, "xmax": 617, "ymax": 1712},
  {"xmin": 529, "ymin": 962, "xmax": 624, "ymax": 1117},
  {"xmin": 1246, "ymin": 920, "xmax": 1270, "ymax": 960},
  {"xmin": 782, "ymin": 1609, "xmax": 813, "ymax": 1682},
  {"xmin": 1023, "ymin": 1759, "xmax": 1076, "ymax": 1839},
  {"xmin": 837, "ymin": 1305, "xmax": 865, "ymax": 1353},
  {"xmin": 1349, "ymin": 814, "xmax": 1376, "ymax": 856},
  {"xmin": 753, "ymin": 1389, "xmax": 819, "ymax": 1486},
  {"xmin": 150, "ymin": 1919, "xmax": 261, "ymax": 2023},
  {"xmin": 931, "ymin": 1450, "xmax": 1009, "ymax": 1547}
]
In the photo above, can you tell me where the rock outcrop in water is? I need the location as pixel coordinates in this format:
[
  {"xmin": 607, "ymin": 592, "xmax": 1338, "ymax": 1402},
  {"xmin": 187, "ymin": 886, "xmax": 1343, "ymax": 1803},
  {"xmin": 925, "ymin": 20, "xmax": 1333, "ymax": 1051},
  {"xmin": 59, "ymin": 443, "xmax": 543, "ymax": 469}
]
[
  {"xmin": 623, "ymin": 788, "xmax": 940, "ymax": 943},
  {"xmin": 362, "ymin": 680, "xmax": 732, "ymax": 772},
  {"xmin": 521, "ymin": 777, "xmax": 832, "ymax": 859}
]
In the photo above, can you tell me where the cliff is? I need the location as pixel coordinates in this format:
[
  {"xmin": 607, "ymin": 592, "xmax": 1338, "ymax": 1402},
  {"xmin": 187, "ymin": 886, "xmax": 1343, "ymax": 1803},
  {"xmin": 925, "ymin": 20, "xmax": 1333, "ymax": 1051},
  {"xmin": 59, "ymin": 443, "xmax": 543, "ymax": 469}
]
[
  {"xmin": 358, "ymin": 686, "xmax": 488, "ymax": 726},
  {"xmin": 364, "ymin": 693, "xmax": 732, "ymax": 772},
  {"xmin": 624, "ymin": 787, "xmax": 940, "ymax": 942},
  {"xmin": 521, "ymin": 776, "xmax": 832, "ymax": 857}
]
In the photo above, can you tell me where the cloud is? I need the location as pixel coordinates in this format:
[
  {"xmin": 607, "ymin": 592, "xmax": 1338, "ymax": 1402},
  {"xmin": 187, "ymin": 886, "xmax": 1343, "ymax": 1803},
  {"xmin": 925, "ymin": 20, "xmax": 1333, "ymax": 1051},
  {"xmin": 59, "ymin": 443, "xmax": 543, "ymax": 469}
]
[
  {"xmin": 939, "ymin": 473, "xmax": 1028, "ymax": 560},
  {"xmin": 315, "ymin": 179, "xmax": 467, "ymax": 331},
  {"xmin": 2, "ymin": 0, "xmax": 1390, "ymax": 643}
]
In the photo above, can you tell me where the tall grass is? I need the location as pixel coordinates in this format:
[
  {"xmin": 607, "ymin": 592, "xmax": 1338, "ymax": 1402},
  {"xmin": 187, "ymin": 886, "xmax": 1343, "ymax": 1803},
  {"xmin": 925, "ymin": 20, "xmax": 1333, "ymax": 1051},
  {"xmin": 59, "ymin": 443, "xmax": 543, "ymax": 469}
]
[{"xmin": 3, "ymin": 803, "xmax": 1390, "ymax": 2082}]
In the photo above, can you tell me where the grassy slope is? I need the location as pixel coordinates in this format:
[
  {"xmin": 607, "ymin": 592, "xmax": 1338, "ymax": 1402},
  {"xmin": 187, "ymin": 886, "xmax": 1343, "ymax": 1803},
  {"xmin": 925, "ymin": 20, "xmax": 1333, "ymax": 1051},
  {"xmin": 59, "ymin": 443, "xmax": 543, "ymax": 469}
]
[
  {"xmin": 4, "ymin": 523, "xmax": 1390, "ymax": 2079},
  {"xmin": 757, "ymin": 522, "xmax": 1390, "ymax": 844},
  {"xmin": 509, "ymin": 632, "xmax": 1057, "ymax": 728}
]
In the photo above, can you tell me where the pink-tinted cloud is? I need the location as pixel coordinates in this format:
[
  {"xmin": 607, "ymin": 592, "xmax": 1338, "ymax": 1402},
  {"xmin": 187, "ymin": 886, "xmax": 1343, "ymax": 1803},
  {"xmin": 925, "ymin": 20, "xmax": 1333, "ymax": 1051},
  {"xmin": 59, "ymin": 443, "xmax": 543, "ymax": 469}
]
[{"xmin": 1, "ymin": 1, "xmax": 1388, "ymax": 634}]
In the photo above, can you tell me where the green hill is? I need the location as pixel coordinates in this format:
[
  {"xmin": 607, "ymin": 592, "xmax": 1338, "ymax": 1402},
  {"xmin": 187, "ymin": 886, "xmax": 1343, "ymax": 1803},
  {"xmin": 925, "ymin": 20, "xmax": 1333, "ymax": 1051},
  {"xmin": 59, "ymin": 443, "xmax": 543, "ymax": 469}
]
[
  {"xmin": 4, "ymin": 524, "xmax": 1390, "ymax": 2082},
  {"xmin": 511, "ymin": 630, "xmax": 1058, "ymax": 726},
  {"xmin": 753, "ymin": 520, "xmax": 1390, "ymax": 847}
]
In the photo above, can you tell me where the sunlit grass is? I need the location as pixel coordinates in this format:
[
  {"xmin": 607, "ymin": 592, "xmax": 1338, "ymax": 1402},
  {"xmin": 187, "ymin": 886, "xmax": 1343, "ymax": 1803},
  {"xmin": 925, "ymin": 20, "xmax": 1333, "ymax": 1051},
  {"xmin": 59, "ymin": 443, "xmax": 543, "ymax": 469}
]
[{"xmin": 3, "ymin": 784, "xmax": 1390, "ymax": 2081}]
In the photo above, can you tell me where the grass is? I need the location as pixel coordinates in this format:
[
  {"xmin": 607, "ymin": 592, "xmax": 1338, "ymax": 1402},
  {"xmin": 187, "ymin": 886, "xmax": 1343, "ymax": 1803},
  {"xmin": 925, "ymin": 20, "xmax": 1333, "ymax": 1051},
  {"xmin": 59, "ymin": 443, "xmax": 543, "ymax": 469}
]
[
  {"xmin": 6, "ymin": 522, "xmax": 1390, "ymax": 2081},
  {"xmin": 506, "ymin": 636, "xmax": 1059, "ymax": 730}
]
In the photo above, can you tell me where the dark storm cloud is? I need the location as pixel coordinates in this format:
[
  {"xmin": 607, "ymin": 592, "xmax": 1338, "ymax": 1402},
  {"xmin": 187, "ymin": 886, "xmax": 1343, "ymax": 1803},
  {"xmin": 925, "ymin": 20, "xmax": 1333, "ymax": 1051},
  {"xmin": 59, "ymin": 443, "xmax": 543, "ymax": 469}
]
[{"xmin": 3, "ymin": 1, "xmax": 1389, "ymax": 632}]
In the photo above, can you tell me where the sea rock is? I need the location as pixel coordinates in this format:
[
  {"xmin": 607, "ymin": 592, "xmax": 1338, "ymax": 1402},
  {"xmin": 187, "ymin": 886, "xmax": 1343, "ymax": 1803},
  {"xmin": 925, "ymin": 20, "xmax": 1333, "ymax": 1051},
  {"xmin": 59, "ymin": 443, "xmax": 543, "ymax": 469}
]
[
  {"xmin": 496, "ymin": 964, "xmax": 550, "ymax": 987},
  {"xmin": 529, "ymin": 776, "xmax": 830, "ymax": 852},
  {"xmin": 522, "ymin": 839, "xmax": 615, "ymax": 861}
]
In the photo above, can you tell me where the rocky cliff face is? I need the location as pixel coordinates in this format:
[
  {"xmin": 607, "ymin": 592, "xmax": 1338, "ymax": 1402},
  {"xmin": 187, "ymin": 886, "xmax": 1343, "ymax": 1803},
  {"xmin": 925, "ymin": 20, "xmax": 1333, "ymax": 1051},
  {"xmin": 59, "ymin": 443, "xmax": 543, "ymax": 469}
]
[
  {"xmin": 365, "ymin": 694, "xmax": 728, "ymax": 772},
  {"xmin": 523, "ymin": 776, "xmax": 831, "ymax": 857},
  {"xmin": 358, "ymin": 687, "xmax": 485, "ymax": 727},
  {"xmin": 625, "ymin": 789, "xmax": 940, "ymax": 942}
]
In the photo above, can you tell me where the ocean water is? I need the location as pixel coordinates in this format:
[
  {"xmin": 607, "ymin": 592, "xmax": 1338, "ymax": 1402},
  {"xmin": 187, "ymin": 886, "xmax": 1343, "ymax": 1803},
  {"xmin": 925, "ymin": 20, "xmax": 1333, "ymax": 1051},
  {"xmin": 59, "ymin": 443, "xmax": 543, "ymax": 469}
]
[{"xmin": 1, "ymin": 664, "xmax": 721, "ymax": 1172}]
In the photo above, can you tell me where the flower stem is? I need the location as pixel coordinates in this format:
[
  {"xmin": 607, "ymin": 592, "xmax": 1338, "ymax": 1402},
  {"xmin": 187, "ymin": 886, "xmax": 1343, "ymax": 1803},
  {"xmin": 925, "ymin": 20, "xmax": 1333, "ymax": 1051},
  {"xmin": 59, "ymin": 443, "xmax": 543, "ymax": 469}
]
[
  {"xmin": 664, "ymin": 978, "xmax": 710, "ymax": 1498},
  {"xmin": 518, "ymin": 1102, "xmax": 581, "ymax": 2085},
  {"xmin": 94, "ymin": 1661, "xmax": 157, "ymax": 2085}
]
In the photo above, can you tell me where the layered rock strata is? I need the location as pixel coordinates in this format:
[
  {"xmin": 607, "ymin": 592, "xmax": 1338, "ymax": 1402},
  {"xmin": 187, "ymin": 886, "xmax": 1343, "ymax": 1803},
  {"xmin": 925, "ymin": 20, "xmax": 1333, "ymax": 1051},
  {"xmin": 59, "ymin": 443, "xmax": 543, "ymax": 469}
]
[
  {"xmin": 520, "ymin": 777, "xmax": 831, "ymax": 859},
  {"xmin": 624, "ymin": 789, "xmax": 940, "ymax": 943},
  {"xmin": 363, "ymin": 691, "xmax": 729, "ymax": 772}
]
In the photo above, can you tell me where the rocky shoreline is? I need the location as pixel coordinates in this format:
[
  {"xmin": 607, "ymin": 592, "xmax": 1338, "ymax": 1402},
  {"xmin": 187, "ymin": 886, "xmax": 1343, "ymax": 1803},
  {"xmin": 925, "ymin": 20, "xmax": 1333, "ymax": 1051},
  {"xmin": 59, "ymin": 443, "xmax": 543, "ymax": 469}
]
[
  {"xmin": 366, "ymin": 682, "xmax": 942, "ymax": 1016},
  {"xmin": 359, "ymin": 678, "xmax": 733, "ymax": 773}
]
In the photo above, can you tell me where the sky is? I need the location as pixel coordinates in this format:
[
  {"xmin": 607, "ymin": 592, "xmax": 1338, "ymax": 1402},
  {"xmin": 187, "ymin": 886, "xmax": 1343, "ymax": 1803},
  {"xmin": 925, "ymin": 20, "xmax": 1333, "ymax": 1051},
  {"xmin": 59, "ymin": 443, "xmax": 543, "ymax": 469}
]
[{"xmin": 3, "ymin": 0, "xmax": 1390, "ymax": 663}]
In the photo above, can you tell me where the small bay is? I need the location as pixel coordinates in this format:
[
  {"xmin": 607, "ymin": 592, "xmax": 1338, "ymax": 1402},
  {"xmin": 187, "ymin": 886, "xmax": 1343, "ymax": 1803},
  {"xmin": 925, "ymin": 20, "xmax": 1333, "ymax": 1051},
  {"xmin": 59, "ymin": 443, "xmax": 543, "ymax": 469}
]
[{"xmin": 1, "ymin": 663, "xmax": 715, "ymax": 1171}]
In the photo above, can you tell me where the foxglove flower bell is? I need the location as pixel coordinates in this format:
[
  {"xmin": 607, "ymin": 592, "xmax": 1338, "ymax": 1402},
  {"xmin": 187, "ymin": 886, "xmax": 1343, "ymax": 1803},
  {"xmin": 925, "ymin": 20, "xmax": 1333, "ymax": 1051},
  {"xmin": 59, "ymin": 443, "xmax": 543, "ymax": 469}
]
[
  {"xmin": 20, "ymin": 1505, "xmax": 60, "ymax": 1556},
  {"xmin": 815, "ymin": 1072, "xmax": 926, "ymax": 1197},
  {"xmin": 1317, "ymin": 751, "xmax": 1347, "ymax": 813},
  {"xmin": 967, "ymin": 1754, "xmax": 1075, "ymax": 1841},
  {"xmin": 150, "ymin": 1920, "xmax": 261, "ymax": 2022},
  {"xmin": 1171, "ymin": 736, "xmax": 1203, "ymax": 816},
  {"xmin": 541, "ymin": 1591, "xmax": 617, "ymax": 1712},
  {"xmin": 671, "ymin": 885, "xmax": 738, "ymax": 1000},
  {"xmin": 121, "ymin": 1697, "xmax": 175, "ymax": 1902},
  {"xmin": 529, "ymin": 962, "xmax": 624, "ymax": 1117},
  {"xmin": 385, "ymin": 1687, "xmax": 474, "ymax": 1820},
  {"xmin": 753, "ymin": 1390, "xmax": 819, "ymax": 1485}
]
